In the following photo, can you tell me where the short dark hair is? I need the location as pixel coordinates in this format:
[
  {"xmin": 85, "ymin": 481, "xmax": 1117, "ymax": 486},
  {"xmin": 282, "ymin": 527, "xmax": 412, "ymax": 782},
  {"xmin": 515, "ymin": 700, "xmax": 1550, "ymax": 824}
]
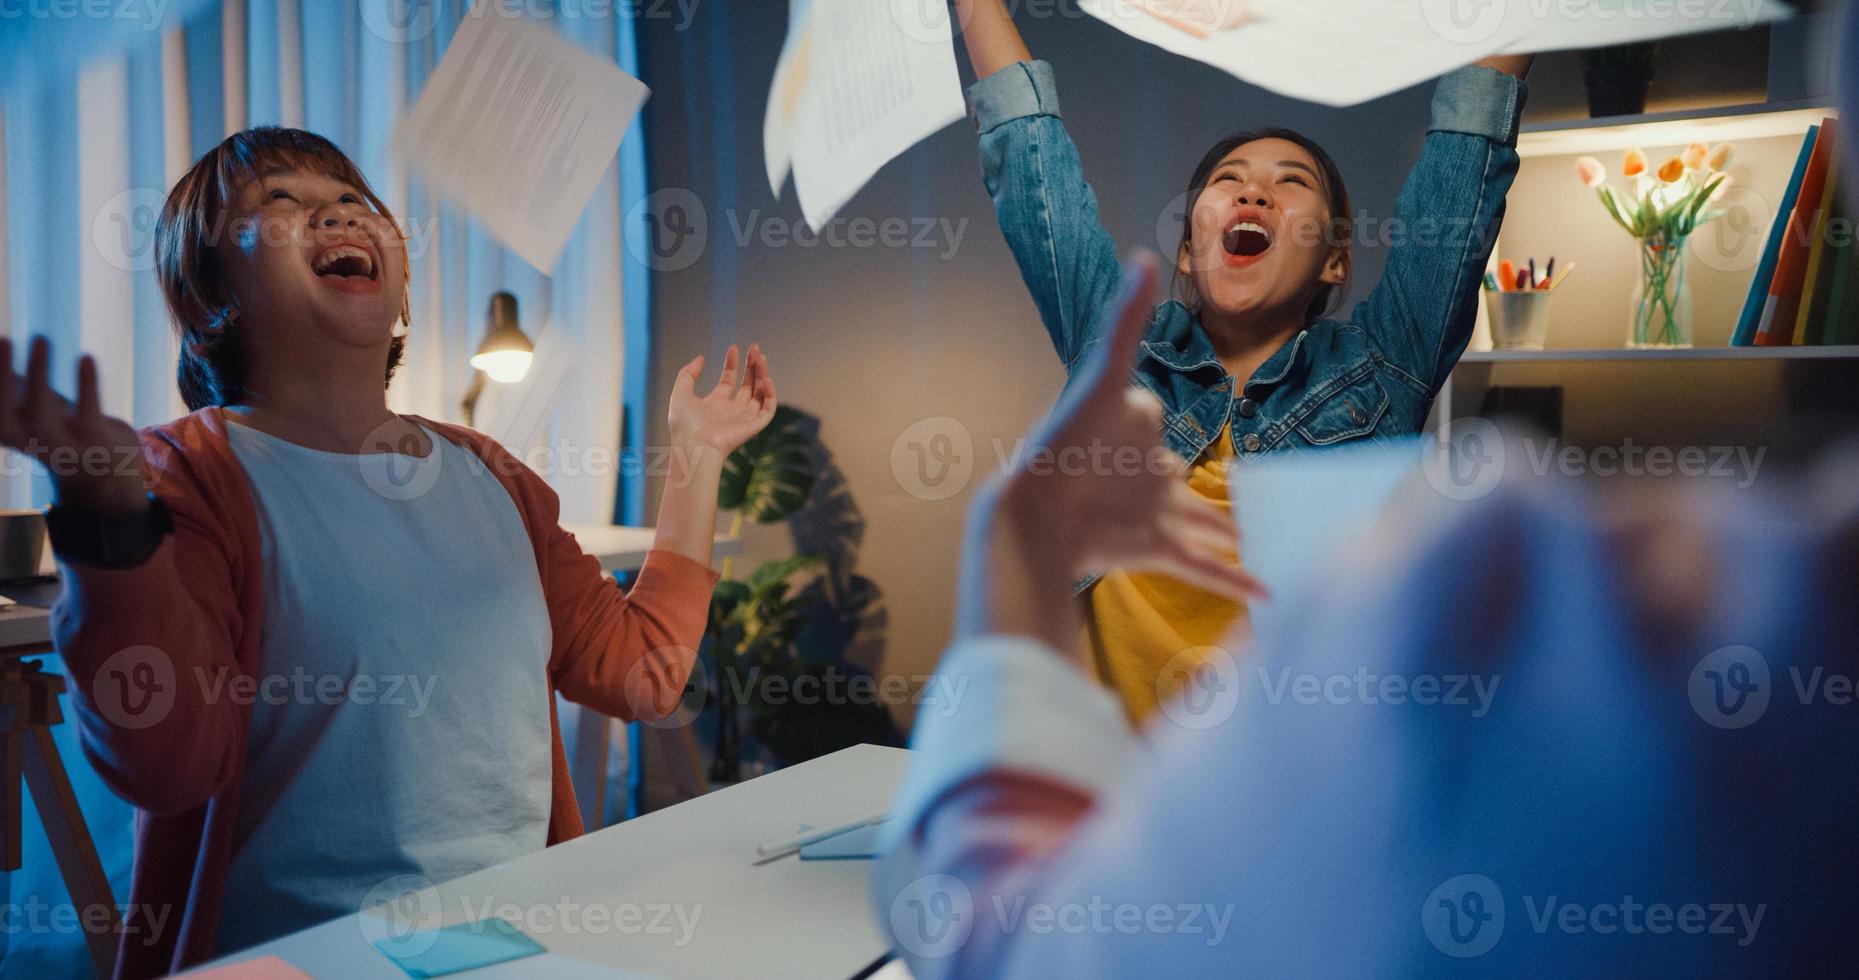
[
  {"xmin": 1173, "ymin": 127, "xmax": 1353, "ymax": 327},
  {"xmin": 155, "ymin": 127, "xmax": 407, "ymax": 412}
]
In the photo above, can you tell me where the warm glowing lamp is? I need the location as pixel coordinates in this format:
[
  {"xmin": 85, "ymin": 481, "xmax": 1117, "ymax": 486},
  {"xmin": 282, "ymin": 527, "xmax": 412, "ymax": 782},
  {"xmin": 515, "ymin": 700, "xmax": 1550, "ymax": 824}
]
[{"xmin": 462, "ymin": 291, "xmax": 534, "ymax": 428}]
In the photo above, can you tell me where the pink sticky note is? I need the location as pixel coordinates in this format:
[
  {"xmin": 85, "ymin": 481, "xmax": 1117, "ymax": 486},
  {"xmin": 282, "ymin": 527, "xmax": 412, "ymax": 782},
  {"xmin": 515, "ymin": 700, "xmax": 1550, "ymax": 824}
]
[{"xmin": 187, "ymin": 955, "xmax": 313, "ymax": 979}]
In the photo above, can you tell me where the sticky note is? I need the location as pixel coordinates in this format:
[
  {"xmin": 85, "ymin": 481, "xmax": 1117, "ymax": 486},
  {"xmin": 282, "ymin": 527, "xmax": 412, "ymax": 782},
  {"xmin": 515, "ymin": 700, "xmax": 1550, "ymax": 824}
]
[
  {"xmin": 372, "ymin": 918, "xmax": 546, "ymax": 978},
  {"xmin": 187, "ymin": 956, "xmax": 312, "ymax": 979}
]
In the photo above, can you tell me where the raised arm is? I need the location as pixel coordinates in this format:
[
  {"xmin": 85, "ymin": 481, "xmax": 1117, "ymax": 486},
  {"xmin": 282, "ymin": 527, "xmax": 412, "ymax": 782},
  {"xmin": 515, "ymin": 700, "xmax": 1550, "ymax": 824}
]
[
  {"xmin": 540, "ymin": 345, "xmax": 773, "ymax": 722},
  {"xmin": 954, "ymin": 0, "xmax": 1125, "ymax": 371},
  {"xmin": 1352, "ymin": 58, "xmax": 1530, "ymax": 400},
  {"xmin": 952, "ymin": 0, "xmax": 1032, "ymax": 79},
  {"xmin": 0, "ymin": 338, "xmax": 245, "ymax": 816}
]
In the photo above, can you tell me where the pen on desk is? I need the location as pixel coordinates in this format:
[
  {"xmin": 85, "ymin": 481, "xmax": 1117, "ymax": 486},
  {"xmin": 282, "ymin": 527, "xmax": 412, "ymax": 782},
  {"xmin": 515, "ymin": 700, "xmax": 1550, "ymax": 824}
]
[
  {"xmin": 1483, "ymin": 271, "xmax": 1499, "ymax": 291},
  {"xmin": 1527, "ymin": 257, "xmax": 1536, "ymax": 289},
  {"xmin": 1542, "ymin": 256, "xmax": 1555, "ymax": 287},
  {"xmin": 754, "ymin": 811, "xmax": 890, "ymax": 864},
  {"xmin": 1497, "ymin": 259, "xmax": 1516, "ymax": 292}
]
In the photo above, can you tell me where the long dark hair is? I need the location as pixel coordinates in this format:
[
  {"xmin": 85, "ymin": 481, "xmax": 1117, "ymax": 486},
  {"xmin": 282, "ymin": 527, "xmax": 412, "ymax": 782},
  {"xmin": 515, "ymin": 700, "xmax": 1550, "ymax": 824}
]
[
  {"xmin": 155, "ymin": 127, "xmax": 408, "ymax": 412},
  {"xmin": 1172, "ymin": 127, "xmax": 1353, "ymax": 327}
]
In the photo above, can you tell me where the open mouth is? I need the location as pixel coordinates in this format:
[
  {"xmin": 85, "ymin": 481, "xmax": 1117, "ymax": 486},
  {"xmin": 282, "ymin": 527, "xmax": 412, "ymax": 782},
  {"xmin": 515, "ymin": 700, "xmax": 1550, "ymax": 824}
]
[
  {"xmin": 1223, "ymin": 220, "xmax": 1272, "ymax": 258},
  {"xmin": 312, "ymin": 244, "xmax": 378, "ymax": 281}
]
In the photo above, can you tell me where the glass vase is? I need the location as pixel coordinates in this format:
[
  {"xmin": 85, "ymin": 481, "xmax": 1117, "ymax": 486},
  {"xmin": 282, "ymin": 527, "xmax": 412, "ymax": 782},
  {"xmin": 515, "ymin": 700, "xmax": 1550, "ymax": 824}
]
[{"xmin": 1628, "ymin": 234, "xmax": 1693, "ymax": 348}]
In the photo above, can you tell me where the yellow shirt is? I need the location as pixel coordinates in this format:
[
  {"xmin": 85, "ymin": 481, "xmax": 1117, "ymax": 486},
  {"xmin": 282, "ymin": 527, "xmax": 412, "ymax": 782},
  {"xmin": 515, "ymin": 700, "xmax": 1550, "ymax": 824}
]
[{"xmin": 1083, "ymin": 422, "xmax": 1250, "ymax": 724}]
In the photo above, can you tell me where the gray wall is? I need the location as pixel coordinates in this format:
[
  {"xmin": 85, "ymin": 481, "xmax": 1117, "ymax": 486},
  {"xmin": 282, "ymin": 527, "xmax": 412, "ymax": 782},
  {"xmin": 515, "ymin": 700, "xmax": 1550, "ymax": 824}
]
[{"xmin": 629, "ymin": 5, "xmax": 1776, "ymax": 731}]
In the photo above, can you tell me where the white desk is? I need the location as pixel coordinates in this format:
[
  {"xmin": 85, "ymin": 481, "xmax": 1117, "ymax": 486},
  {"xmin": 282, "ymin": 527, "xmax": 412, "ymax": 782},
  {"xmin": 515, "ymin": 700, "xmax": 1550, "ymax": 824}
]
[{"xmin": 192, "ymin": 744, "xmax": 910, "ymax": 979}]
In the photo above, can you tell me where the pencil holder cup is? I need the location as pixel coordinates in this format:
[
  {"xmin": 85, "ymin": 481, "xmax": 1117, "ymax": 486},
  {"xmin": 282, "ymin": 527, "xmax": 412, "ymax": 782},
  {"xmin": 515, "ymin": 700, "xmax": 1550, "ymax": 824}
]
[{"xmin": 1486, "ymin": 290, "xmax": 1553, "ymax": 350}]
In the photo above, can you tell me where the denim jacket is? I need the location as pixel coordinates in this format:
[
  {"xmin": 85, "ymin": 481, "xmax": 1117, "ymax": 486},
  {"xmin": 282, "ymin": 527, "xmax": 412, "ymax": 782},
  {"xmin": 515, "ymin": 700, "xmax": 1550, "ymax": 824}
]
[{"xmin": 969, "ymin": 61, "xmax": 1527, "ymax": 466}]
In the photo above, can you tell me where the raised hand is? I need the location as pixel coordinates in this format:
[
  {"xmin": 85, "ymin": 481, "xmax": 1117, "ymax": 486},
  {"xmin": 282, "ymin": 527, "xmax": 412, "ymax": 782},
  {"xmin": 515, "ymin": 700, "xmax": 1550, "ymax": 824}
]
[
  {"xmin": 958, "ymin": 253, "xmax": 1266, "ymax": 653},
  {"xmin": 0, "ymin": 337, "xmax": 147, "ymax": 516},
  {"xmin": 667, "ymin": 343, "xmax": 778, "ymax": 457}
]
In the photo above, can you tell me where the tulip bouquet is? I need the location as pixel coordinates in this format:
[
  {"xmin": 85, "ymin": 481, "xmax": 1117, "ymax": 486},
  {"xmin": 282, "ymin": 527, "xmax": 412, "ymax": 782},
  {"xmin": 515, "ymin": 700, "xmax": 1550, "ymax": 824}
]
[{"xmin": 1574, "ymin": 143, "xmax": 1734, "ymax": 347}]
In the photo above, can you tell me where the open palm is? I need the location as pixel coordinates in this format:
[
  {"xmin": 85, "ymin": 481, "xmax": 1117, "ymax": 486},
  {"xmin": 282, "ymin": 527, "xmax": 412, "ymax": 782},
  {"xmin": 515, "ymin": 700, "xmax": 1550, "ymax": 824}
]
[
  {"xmin": 0, "ymin": 337, "xmax": 147, "ymax": 515},
  {"xmin": 668, "ymin": 344, "xmax": 778, "ymax": 456}
]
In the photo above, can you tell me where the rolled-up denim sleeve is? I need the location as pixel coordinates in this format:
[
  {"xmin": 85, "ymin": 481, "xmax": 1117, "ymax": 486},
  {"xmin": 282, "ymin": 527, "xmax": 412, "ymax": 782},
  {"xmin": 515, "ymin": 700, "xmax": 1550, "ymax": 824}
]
[
  {"xmin": 971, "ymin": 62, "xmax": 1125, "ymax": 371},
  {"xmin": 1353, "ymin": 65, "xmax": 1527, "ymax": 399}
]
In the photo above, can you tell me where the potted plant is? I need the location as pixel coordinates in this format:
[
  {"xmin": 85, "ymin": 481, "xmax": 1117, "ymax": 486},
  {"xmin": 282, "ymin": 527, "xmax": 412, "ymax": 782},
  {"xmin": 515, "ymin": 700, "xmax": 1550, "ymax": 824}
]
[
  {"xmin": 1575, "ymin": 142, "xmax": 1733, "ymax": 348},
  {"xmin": 702, "ymin": 406, "xmax": 901, "ymax": 783}
]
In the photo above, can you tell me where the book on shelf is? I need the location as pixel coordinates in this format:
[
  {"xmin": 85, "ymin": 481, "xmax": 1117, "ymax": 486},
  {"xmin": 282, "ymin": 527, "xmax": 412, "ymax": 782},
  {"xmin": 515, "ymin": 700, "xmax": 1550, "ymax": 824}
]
[
  {"xmin": 1732, "ymin": 122, "xmax": 1819, "ymax": 346},
  {"xmin": 1754, "ymin": 118, "xmax": 1837, "ymax": 346},
  {"xmin": 1792, "ymin": 148, "xmax": 1842, "ymax": 345}
]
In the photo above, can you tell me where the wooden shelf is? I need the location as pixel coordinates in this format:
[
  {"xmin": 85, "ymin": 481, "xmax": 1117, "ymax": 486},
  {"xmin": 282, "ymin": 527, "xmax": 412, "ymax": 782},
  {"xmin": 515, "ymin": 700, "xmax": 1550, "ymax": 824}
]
[
  {"xmin": 1517, "ymin": 101, "xmax": 1835, "ymax": 159},
  {"xmin": 1463, "ymin": 346, "xmax": 1859, "ymax": 362}
]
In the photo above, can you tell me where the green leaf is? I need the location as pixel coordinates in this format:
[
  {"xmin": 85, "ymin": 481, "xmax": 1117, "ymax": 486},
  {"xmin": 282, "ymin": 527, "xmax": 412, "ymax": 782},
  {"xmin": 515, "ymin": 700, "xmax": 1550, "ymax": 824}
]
[
  {"xmin": 717, "ymin": 404, "xmax": 816, "ymax": 523},
  {"xmin": 1596, "ymin": 187, "xmax": 1635, "ymax": 235}
]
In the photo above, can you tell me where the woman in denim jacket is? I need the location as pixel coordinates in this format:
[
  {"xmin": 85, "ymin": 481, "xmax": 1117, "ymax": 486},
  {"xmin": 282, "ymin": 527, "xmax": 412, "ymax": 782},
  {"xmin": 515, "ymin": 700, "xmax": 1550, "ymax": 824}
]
[{"xmin": 951, "ymin": 0, "xmax": 1532, "ymax": 722}]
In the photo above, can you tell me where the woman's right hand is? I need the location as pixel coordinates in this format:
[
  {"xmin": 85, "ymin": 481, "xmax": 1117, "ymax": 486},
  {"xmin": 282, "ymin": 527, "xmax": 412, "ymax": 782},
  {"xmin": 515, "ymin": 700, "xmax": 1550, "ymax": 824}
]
[{"xmin": 0, "ymin": 337, "xmax": 148, "ymax": 516}]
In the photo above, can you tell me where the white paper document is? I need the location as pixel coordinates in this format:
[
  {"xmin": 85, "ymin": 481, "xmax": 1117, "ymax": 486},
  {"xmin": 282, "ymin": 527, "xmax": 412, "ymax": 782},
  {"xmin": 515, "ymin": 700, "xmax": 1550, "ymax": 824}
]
[
  {"xmin": 1082, "ymin": 0, "xmax": 1791, "ymax": 106},
  {"xmin": 396, "ymin": 11, "xmax": 651, "ymax": 273},
  {"xmin": 765, "ymin": 0, "xmax": 966, "ymax": 231}
]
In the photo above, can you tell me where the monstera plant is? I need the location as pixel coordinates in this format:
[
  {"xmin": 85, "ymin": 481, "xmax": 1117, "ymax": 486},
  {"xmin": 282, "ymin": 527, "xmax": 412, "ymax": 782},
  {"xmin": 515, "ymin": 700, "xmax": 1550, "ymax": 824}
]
[{"xmin": 703, "ymin": 405, "xmax": 900, "ymax": 782}]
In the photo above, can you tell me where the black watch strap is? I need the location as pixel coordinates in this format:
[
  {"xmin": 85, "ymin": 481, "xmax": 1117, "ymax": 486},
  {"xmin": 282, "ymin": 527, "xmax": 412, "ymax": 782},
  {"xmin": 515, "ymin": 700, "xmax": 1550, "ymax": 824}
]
[{"xmin": 46, "ymin": 494, "xmax": 174, "ymax": 570}]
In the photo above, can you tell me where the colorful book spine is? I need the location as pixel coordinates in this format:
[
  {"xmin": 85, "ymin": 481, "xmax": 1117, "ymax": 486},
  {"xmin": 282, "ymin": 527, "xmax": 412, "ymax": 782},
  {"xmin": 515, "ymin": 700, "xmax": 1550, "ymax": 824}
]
[
  {"xmin": 1793, "ymin": 149, "xmax": 1842, "ymax": 345},
  {"xmin": 1756, "ymin": 118, "xmax": 1838, "ymax": 345},
  {"xmin": 1733, "ymin": 124, "xmax": 1819, "ymax": 346},
  {"xmin": 1821, "ymin": 231, "xmax": 1855, "ymax": 346}
]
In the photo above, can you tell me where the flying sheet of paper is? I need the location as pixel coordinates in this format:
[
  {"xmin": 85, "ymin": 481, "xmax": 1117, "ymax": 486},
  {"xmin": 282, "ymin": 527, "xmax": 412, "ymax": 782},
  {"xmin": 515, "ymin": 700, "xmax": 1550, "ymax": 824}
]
[
  {"xmin": 1082, "ymin": 0, "xmax": 1791, "ymax": 106},
  {"xmin": 766, "ymin": 0, "xmax": 966, "ymax": 230},
  {"xmin": 764, "ymin": 0, "xmax": 815, "ymax": 196},
  {"xmin": 397, "ymin": 11, "xmax": 651, "ymax": 274},
  {"xmin": 1493, "ymin": 0, "xmax": 1791, "ymax": 54}
]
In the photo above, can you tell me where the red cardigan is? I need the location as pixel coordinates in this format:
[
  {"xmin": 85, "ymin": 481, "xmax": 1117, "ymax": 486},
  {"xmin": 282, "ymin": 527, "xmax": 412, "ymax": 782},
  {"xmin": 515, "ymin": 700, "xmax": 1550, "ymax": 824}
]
[{"xmin": 49, "ymin": 408, "xmax": 720, "ymax": 978}]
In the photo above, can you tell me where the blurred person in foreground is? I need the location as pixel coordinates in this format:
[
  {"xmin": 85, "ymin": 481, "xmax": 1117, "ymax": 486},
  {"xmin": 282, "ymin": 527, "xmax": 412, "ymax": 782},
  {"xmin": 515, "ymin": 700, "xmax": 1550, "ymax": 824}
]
[{"xmin": 873, "ymin": 252, "xmax": 1859, "ymax": 977}]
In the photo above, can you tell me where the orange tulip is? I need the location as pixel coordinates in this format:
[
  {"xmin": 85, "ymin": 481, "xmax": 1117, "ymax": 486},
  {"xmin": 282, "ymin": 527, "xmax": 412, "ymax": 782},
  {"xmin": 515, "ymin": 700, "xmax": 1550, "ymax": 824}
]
[
  {"xmin": 1680, "ymin": 142, "xmax": 1709, "ymax": 170},
  {"xmin": 1705, "ymin": 142, "xmax": 1734, "ymax": 171},
  {"xmin": 1574, "ymin": 156, "xmax": 1607, "ymax": 188},
  {"xmin": 1623, "ymin": 148, "xmax": 1648, "ymax": 177},
  {"xmin": 1657, "ymin": 156, "xmax": 1686, "ymax": 183}
]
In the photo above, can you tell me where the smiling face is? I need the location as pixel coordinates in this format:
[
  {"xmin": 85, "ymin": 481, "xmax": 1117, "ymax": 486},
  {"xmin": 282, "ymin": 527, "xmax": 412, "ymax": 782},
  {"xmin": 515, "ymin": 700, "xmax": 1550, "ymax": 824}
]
[
  {"xmin": 216, "ymin": 165, "xmax": 409, "ymax": 363},
  {"xmin": 1176, "ymin": 136, "xmax": 1350, "ymax": 329}
]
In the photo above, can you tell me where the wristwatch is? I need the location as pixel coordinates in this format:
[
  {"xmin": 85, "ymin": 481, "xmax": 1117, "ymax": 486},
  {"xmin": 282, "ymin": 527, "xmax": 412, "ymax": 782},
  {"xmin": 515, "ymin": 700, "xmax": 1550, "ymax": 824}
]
[{"xmin": 45, "ymin": 494, "xmax": 174, "ymax": 569}]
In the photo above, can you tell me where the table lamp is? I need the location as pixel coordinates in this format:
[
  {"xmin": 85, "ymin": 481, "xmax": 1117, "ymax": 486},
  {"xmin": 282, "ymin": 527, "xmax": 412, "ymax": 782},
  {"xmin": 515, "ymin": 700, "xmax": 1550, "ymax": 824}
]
[{"xmin": 462, "ymin": 291, "xmax": 534, "ymax": 429}]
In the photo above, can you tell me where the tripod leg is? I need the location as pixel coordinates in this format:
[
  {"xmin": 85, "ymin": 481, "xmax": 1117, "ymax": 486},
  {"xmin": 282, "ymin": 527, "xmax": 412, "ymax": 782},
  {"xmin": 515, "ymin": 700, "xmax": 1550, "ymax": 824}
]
[{"xmin": 23, "ymin": 726, "xmax": 119, "ymax": 980}]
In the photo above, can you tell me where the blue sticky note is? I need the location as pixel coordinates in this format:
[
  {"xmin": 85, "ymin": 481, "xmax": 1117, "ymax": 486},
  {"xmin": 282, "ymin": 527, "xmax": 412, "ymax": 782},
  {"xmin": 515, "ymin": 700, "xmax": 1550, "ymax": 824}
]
[{"xmin": 372, "ymin": 918, "xmax": 546, "ymax": 978}]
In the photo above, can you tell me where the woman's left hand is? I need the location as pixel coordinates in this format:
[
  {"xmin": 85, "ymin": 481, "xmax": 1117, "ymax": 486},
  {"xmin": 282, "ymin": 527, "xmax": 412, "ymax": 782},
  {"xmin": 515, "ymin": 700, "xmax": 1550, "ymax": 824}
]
[{"xmin": 668, "ymin": 343, "xmax": 778, "ymax": 456}]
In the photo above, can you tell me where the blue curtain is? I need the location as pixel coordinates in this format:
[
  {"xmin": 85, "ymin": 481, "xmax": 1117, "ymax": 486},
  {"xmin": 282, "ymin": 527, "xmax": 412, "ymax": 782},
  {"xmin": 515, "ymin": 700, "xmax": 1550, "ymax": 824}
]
[{"xmin": 0, "ymin": 3, "xmax": 648, "ymax": 974}]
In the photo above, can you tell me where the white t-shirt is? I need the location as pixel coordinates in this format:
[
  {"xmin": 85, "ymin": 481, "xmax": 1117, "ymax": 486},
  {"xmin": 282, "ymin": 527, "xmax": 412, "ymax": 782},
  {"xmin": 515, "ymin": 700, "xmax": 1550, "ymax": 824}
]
[{"xmin": 215, "ymin": 419, "xmax": 553, "ymax": 955}]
